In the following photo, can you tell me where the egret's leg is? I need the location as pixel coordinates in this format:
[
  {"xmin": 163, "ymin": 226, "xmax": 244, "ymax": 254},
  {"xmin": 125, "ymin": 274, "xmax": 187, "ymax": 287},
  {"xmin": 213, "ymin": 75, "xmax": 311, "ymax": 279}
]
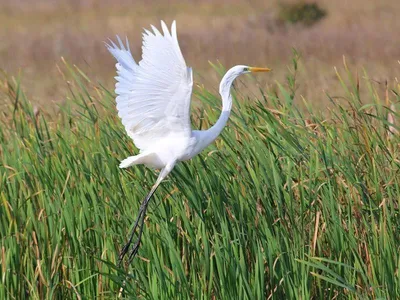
[
  {"xmin": 119, "ymin": 162, "xmax": 176, "ymax": 265},
  {"xmin": 118, "ymin": 183, "xmax": 159, "ymax": 264}
]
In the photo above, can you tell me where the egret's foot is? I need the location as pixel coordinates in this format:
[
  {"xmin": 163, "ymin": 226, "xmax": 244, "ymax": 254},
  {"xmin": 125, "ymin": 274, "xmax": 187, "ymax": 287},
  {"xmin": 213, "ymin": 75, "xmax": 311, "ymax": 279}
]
[
  {"xmin": 128, "ymin": 241, "xmax": 141, "ymax": 264},
  {"xmin": 118, "ymin": 237, "xmax": 142, "ymax": 265},
  {"xmin": 118, "ymin": 240, "xmax": 133, "ymax": 265}
]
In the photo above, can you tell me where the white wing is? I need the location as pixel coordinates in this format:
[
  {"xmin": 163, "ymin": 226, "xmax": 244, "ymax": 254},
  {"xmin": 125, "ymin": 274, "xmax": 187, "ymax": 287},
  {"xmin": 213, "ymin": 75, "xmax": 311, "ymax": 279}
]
[{"xmin": 107, "ymin": 20, "xmax": 193, "ymax": 151}]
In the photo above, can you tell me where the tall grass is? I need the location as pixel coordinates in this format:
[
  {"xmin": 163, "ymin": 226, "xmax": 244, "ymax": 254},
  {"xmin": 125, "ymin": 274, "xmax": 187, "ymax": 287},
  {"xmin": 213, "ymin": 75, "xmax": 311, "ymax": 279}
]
[{"xmin": 0, "ymin": 59, "xmax": 399, "ymax": 299}]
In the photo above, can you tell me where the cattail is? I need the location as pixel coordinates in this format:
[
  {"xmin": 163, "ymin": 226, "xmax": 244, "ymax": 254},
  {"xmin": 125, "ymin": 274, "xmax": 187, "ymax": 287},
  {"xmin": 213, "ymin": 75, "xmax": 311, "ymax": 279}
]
[
  {"xmin": 33, "ymin": 105, "xmax": 40, "ymax": 124},
  {"xmin": 387, "ymin": 104, "xmax": 397, "ymax": 138}
]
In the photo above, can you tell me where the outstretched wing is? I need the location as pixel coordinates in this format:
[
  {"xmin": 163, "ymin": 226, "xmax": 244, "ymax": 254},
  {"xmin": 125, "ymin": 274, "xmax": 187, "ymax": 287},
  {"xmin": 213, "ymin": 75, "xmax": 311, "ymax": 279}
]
[{"xmin": 107, "ymin": 20, "xmax": 193, "ymax": 151}]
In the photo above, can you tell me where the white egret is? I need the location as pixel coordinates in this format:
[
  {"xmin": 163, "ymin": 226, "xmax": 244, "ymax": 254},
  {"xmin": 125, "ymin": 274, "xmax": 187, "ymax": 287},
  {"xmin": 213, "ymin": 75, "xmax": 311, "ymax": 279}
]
[{"xmin": 107, "ymin": 20, "xmax": 271, "ymax": 264}]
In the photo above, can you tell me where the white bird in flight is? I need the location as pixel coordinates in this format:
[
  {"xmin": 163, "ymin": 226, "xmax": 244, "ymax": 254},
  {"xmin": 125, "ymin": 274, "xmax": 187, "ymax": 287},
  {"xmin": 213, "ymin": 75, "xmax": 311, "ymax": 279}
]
[{"xmin": 107, "ymin": 20, "xmax": 271, "ymax": 264}]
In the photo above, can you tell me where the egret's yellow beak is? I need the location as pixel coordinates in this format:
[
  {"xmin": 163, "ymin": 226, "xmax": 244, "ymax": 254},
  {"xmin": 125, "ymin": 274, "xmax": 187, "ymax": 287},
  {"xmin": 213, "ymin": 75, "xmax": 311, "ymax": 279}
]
[{"xmin": 249, "ymin": 67, "xmax": 272, "ymax": 72}]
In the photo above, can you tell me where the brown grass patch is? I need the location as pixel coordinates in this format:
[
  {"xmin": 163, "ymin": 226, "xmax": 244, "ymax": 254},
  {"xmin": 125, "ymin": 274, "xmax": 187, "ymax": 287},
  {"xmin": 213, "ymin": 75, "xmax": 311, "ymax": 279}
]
[{"xmin": 0, "ymin": 0, "xmax": 399, "ymax": 111}]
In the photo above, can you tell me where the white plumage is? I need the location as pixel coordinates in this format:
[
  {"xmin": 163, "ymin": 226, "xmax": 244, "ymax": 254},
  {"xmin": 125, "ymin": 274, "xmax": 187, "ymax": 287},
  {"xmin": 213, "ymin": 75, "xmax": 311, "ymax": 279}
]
[
  {"xmin": 107, "ymin": 20, "xmax": 271, "ymax": 264},
  {"xmin": 107, "ymin": 21, "xmax": 192, "ymax": 154}
]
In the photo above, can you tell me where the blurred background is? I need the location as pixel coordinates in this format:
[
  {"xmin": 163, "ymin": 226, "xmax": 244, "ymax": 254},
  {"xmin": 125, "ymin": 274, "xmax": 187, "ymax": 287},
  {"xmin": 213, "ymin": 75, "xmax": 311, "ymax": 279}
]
[{"xmin": 1, "ymin": 0, "xmax": 399, "ymax": 110}]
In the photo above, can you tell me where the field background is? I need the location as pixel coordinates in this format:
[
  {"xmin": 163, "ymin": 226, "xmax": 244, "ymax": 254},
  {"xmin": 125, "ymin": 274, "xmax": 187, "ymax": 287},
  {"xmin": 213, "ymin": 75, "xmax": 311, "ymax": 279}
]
[
  {"xmin": 1, "ymin": 0, "xmax": 400, "ymax": 299},
  {"xmin": 1, "ymin": 0, "xmax": 400, "ymax": 109}
]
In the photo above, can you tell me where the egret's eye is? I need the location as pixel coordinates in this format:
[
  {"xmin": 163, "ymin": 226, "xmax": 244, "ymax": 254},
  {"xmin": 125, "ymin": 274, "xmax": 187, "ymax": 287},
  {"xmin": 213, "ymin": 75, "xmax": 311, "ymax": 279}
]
[{"xmin": 243, "ymin": 67, "xmax": 249, "ymax": 72}]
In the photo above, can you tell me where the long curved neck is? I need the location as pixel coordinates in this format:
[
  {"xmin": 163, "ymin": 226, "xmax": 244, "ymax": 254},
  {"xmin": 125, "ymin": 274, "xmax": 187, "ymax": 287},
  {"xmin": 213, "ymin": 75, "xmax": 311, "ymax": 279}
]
[{"xmin": 199, "ymin": 68, "xmax": 239, "ymax": 148}]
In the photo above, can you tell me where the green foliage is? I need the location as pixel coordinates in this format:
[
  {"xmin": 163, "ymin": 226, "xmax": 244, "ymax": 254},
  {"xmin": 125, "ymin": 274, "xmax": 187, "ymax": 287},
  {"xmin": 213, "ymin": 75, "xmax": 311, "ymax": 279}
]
[
  {"xmin": 0, "ymin": 58, "xmax": 399, "ymax": 299},
  {"xmin": 278, "ymin": 2, "xmax": 327, "ymax": 26}
]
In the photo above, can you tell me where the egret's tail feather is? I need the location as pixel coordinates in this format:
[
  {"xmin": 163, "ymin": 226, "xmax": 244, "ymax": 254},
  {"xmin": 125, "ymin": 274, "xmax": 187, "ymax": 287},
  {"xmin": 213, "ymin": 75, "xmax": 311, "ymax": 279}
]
[
  {"xmin": 119, "ymin": 156, "xmax": 141, "ymax": 168},
  {"xmin": 119, "ymin": 152, "xmax": 161, "ymax": 169}
]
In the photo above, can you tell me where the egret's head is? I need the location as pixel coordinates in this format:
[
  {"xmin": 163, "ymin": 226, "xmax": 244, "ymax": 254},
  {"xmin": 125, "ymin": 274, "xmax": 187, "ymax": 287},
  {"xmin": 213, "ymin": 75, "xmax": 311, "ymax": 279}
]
[
  {"xmin": 224, "ymin": 65, "xmax": 272, "ymax": 77},
  {"xmin": 220, "ymin": 65, "xmax": 272, "ymax": 96}
]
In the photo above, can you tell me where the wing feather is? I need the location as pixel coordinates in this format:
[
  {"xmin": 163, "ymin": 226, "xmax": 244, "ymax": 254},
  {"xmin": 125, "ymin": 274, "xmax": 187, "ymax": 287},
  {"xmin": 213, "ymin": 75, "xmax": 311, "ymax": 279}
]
[{"xmin": 107, "ymin": 20, "xmax": 193, "ymax": 151}]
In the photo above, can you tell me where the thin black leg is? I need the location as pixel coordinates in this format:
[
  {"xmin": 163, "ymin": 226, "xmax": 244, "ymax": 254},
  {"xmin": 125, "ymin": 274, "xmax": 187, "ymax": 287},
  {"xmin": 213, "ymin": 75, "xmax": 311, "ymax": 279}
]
[
  {"xmin": 118, "ymin": 163, "xmax": 175, "ymax": 266},
  {"xmin": 118, "ymin": 184, "xmax": 159, "ymax": 266}
]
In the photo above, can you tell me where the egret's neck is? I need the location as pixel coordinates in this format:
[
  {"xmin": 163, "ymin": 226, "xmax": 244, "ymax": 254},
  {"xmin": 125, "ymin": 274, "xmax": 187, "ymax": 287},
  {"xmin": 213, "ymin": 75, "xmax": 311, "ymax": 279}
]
[{"xmin": 198, "ymin": 68, "xmax": 239, "ymax": 148}]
